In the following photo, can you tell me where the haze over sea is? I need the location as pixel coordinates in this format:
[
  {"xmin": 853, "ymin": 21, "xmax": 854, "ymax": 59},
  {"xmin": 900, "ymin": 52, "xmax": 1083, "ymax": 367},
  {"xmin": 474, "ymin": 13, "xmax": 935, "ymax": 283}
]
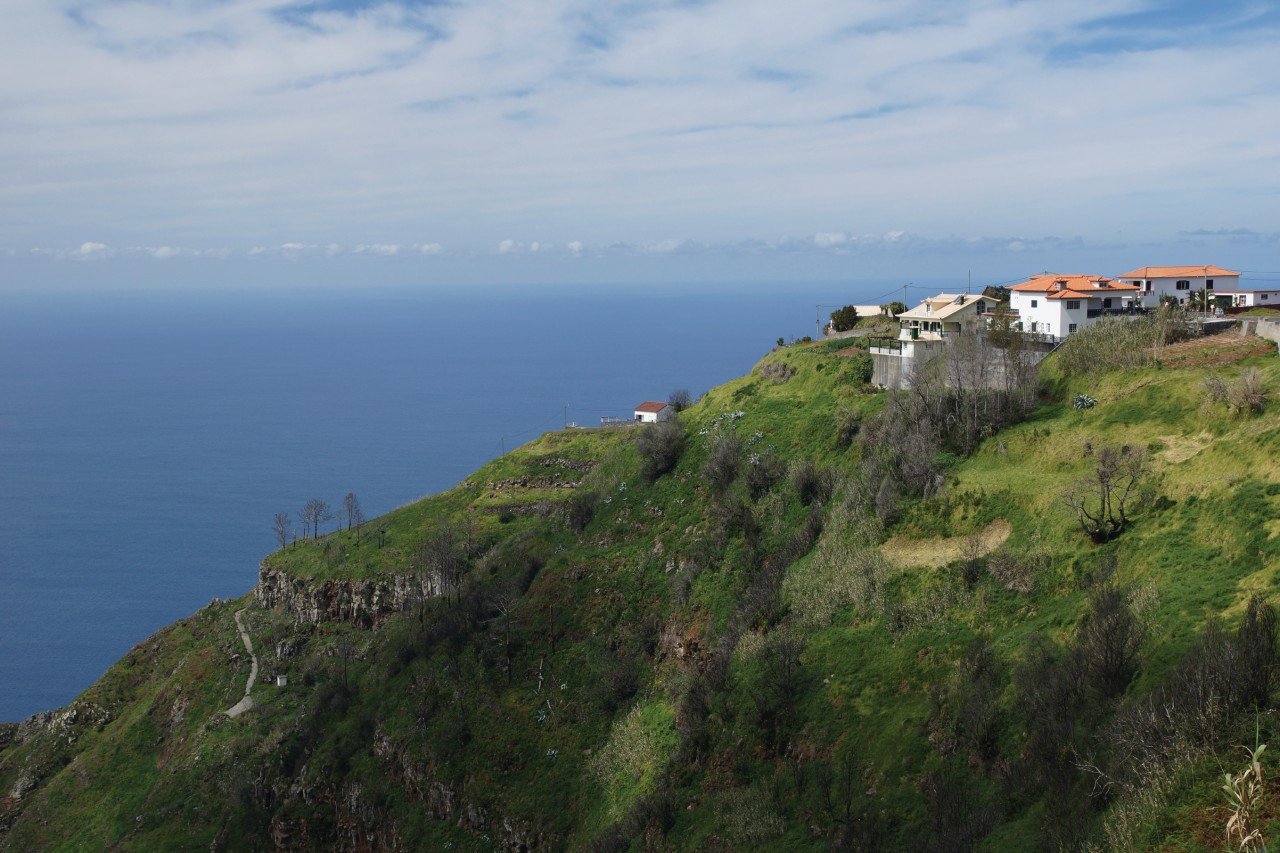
[{"xmin": 0, "ymin": 279, "xmax": 929, "ymax": 721}]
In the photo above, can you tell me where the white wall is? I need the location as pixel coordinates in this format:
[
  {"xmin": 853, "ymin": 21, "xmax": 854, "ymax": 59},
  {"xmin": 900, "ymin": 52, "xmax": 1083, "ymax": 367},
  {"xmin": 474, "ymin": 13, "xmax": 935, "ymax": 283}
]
[
  {"xmin": 635, "ymin": 407, "xmax": 673, "ymax": 423},
  {"xmin": 1010, "ymin": 291, "xmax": 1070, "ymax": 338},
  {"xmin": 1122, "ymin": 275, "xmax": 1240, "ymax": 307},
  {"xmin": 1220, "ymin": 290, "xmax": 1280, "ymax": 307}
]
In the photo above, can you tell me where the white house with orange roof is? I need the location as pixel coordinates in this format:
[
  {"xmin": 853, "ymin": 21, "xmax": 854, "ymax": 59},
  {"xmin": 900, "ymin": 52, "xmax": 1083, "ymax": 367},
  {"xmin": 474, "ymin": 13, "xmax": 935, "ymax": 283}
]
[
  {"xmin": 1115, "ymin": 265, "xmax": 1239, "ymax": 308},
  {"xmin": 1007, "ymin": 274, "xmax": 1142, "ymax": 339}
]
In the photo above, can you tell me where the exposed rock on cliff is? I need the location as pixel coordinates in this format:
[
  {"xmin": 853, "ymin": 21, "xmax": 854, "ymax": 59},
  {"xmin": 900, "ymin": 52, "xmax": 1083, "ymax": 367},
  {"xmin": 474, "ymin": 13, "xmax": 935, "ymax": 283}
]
[{"xmin": 255, "ymin": 565, "xmax": 440, "ymax": 627}]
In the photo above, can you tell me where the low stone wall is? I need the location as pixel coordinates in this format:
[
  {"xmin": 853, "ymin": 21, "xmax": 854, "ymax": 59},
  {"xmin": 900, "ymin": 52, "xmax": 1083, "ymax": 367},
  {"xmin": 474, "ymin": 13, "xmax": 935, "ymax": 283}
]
[
  {"xmin": 1240, "ymin": 318, "xmax": 1280, "ymax": 351},
  {"xmin": 255, "ymin": 564, "xmax": 440, "ymax": 627}
]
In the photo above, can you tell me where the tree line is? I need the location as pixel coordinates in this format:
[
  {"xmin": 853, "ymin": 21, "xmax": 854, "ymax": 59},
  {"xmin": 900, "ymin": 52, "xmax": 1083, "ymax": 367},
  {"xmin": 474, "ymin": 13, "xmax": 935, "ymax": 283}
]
[{"xmin": 271, "ymin": 492, "xmax": 365, "ymax": 548}]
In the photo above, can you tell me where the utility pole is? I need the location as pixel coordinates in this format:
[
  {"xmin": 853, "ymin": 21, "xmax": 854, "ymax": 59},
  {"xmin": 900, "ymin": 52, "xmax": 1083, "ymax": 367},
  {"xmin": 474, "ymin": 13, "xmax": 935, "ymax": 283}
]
[
  {"xmin": 815, "ymin": 304, "xmax": 822, "ymax": 339},
  {"xmin": 564, "ymin": 403, "xmax": 569, "ymax": 429}
]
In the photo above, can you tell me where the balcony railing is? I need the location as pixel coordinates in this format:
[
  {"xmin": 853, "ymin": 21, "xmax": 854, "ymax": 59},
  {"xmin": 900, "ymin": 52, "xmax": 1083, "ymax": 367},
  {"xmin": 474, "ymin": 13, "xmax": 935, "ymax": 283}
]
[{"xmin": 1086, "ymin": 306, "xmax": 1147, "ymax": 319}]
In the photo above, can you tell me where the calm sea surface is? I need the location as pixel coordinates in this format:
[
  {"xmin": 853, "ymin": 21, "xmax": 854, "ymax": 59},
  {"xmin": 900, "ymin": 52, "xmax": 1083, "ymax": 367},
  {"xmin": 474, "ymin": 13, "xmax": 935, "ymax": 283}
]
[{"xmin": 0, "ymin": 280, "xmax": 913, "ymax": 720}]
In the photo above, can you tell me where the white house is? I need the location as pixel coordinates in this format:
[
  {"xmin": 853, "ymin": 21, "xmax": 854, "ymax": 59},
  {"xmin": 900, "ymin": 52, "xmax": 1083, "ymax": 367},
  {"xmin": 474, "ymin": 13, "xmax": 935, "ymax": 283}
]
[
  {"xmin": 1115, "ymin": 265, "xmax": 1239, "ymax": 308},
  {"xmin": 1007, "ymin": 274, "xmax": 1141, "ymax": 339},
  {"xmin": 634, "ymin": 401, "xmax": 673, "ymax": 423},
  {"xmin": 869, "ymin": 293, "xmax": 989, "ymax": 387},
  {"xmin": 894, "ymin": 293, "xmax": 989, "ymax": 341},
  {"xmin": 1212, "ymin": 287, "xmax": 1280, "ymax": 309}
]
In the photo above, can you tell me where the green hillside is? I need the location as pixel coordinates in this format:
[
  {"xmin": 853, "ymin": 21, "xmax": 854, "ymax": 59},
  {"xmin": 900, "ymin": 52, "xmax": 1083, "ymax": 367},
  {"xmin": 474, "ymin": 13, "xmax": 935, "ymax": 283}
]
[{"xmin": 3, "ymin": 330, "xmax": 1280, "ymax": 851}]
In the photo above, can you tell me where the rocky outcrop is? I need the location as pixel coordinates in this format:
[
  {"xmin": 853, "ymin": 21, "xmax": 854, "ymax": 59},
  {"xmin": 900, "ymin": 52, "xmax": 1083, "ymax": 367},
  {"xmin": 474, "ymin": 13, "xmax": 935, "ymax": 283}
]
[{"xmin": 255, "ymin": 564, "xmax": 441, "ymax": 627}]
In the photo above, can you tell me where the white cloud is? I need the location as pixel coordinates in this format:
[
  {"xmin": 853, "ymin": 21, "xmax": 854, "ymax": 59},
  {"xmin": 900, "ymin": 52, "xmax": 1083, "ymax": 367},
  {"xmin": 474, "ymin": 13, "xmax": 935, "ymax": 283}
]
[
  {"xmin": 415, "ymin": 242, "xmax": 443, "ymax": 255},
  {"xmin": 354, "ymin": 243, "xmax": 400, "ymax": 255},
  {"xmin": 74, "ymin": 241, "xmax": 108, "ymax": 257},
  {"xmin": 497, "ymin": 239, "xmax": 517, "ymax": 254},
  {"xmin": 0, "ymin": 0, "xmax": 1277, "ymax": 263}
]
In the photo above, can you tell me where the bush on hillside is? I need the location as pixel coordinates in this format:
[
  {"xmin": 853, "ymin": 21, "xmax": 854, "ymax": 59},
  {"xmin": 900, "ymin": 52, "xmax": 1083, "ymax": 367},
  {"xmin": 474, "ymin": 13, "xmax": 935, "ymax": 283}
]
[
  {"xmin": 667, "ymin": 388, "xmax": 693, "ymax": 412},
  {"xmin": 565, "ymin": 489, "xmax": 599, "ymax": 532},
  {"xmin": 829, "ymin": 305, "xmax": 863, "ymax": 332},
  {"xmin": 702, "ymin": 432, "xmax": 742, "ymax": 495},
  {"xmin": 1057, "ymin": 307, "xmax": 1195, "ymax": 377},
  {"xmin": 788, "ymin": 459, "xmax": 834, "ymax": 506},
  {"xmin": 1228, "ymin": 368, "xmax": 1267, "ymax": 414},
  {"xmin": 833, "ymin": 406, "xmax": 862, "ymax": 448},
  {"xmin": 636, "ymin": 417, "xmax": 684, "ymax": 482}
]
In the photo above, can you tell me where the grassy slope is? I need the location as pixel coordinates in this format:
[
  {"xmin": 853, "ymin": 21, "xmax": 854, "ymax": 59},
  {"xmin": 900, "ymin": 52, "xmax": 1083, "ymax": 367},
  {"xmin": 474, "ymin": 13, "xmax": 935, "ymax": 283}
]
[{"xmin": 1, "ymin": 336, "xmax": 1278, "ymax": 850}]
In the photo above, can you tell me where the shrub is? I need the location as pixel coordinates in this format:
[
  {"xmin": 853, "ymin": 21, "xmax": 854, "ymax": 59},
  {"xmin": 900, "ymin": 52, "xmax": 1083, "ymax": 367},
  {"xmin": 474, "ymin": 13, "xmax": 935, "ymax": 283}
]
[
  {"xmin": 667, "ymin": 388, "xmax": 693, "ymax": 412},
  {"xmin": 635, "ymin": 417, "xmax": 684, "ymax": 482},
  {"xmin": 743, "ymin": 448, "xmax": 785, "ymax": 499},
  {"xmin": 703, "ymin": 432, "xmax": 742, "ymax": 495},
  {"xmin": 1076, "ymin": 585, "xmax": 1144, "ymax": 700},
  {"xmin": 1228, "ymin": 368, "xmax": 1267, "ymax": 414},
  {"xmin": 830, "ymin": 305, "xmax": 863, "ymax": 332},
  {"xmin": 1203, "ymin": 373, "xmax": 1229, "ymax": 404},
  {"xmin": 834, "ymin": 406, "xmax": 862, "ymax": 449},
  {"xmin": 846, "ymin": 352, "xmax": 873, "ymax": 384},
  {"xmin": 788, "ymin": 459, "xmax": 833, "ymax": 506},
  {"xmin": 565, "ymin": 489, "xmax": 600, "ymax": 532}
]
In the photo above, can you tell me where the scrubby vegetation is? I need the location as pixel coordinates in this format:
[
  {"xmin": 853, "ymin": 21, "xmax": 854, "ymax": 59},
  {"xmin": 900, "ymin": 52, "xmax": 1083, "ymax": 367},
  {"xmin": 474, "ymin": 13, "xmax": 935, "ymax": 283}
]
[{"xmin": 2, "ymin": 323, "xmax": 1279, "ymax": 850}]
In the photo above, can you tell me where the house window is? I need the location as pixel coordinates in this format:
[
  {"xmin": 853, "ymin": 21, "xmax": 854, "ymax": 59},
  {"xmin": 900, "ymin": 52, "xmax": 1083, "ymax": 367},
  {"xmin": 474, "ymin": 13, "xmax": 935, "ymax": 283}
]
[
  {"xmin": 1264, "ymin": 294, "xmax": 1270, "ymax": 301},
  {"xmin": 1030, "ymin": 299, "xmax": 1038, "ymax": 307},
  {"xmin": 1066, "ymin": 300, "xmax": 1080, "ymax": 309},
  {"xmin": 1069, "ymin": 323, "xmax": 1078, "ymax": 334},
  {"xmin": 1176, "ymin": 280, "xmax": 1190, "ymax": 290},
  {"xmin": 1207, "ymin": 280, "xmax": 1214, "ymax": 289}
]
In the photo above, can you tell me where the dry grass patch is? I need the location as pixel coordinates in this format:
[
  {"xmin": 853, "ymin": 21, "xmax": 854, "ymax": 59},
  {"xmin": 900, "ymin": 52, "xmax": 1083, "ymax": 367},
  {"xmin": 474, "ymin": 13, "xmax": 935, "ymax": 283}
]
[
  {"xmin": 1157, "ymin": 432, "xmax": 1214, "ymax": 464},
  {"xmin": 880, "ymin": 519, "xmax": 1012, "ymax": 569}
]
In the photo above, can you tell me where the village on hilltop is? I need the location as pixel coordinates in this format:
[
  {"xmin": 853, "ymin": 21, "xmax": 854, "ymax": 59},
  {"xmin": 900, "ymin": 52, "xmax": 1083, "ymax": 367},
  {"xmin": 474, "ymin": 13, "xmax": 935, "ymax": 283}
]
[{"xmin": 834, "ymin": 264, "xmax": 1280, "ymax": 388}]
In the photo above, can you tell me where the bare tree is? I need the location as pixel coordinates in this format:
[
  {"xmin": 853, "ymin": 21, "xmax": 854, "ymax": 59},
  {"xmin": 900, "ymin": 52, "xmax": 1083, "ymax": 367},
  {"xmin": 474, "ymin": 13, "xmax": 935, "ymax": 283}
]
[
  {"xmin": 272, "ymin": 512, "xmax": 291, "ymax": 549},
  {"xmin": 668, "ymin": 388, "xmax": 693, "ymax": 412},
  {"xmin": 299, "ymin": 498, "xmax": 333, "ymax": 539},
  {"xmin": 1063, "ymin": 446, "xmax": 1148, "ymax": 543},
  {"xmin": 343, "ymin": 492, "xmax": 365, "ymax": 532},
  {"xmin": 487, "ymin": 582, "xmax": 520, "ymax": 682},
  {"xmin": 418, "ymin": 521, "xmax": 467, "ymax": 604}
]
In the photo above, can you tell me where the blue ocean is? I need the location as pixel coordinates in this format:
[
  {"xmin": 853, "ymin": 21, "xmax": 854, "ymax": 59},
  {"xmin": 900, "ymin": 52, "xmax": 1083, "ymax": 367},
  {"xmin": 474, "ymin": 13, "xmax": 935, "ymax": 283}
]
[{"xmin": 0, "ymin": 280, "xmax": 909, "ymax": 720}]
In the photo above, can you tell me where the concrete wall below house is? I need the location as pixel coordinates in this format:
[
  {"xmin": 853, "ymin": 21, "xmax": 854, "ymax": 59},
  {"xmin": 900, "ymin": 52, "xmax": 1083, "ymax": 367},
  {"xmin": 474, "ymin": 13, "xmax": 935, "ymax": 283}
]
[
  {"xmin": 1240, "ymin": 318, "xmax": 1280, "ymax": 351},
  {"xmin": 872, "ymin": 340, "xmax": 1056, "ymax": 390}
]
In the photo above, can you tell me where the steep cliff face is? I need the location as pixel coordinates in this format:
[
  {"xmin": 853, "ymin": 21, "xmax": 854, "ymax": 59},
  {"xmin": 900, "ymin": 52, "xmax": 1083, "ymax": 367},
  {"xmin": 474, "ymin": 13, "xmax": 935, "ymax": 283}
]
[{"xmin": 255, "ymin": 564, "xmax": 440, "ymax": 627}]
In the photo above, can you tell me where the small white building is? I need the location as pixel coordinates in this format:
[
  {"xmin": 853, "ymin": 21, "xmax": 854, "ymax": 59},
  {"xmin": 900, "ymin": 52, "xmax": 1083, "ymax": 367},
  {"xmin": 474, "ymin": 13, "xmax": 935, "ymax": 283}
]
[
  {"xmin": 634, "ymin": 401, "xmax": 673, "ymax": 423},
  {"xmin": 1115, "ymin": 265, "xmax": 1239, "ymax": 308},
  {"xmin": 1007, "ymin": 274, "xmax": 1142, "ymax": 339},
  {"xmin": 1213, "ymin": 288, "xmax": 1280, "ymax": 308}
]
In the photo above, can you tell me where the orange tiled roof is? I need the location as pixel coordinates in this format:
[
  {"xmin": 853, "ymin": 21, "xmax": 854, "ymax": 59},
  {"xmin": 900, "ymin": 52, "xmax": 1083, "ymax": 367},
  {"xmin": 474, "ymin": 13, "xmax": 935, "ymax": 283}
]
[
  {"xmin": 635, "ymin": 401, "xmax": 669, "ymax": 413},
  {"xmin": 1008, "ymin": 274, "xmax": 1138, "ymax": 294},
  {"xmin": 1118, "ymin": 265, "xmax": 1238, "ymax": 279}
]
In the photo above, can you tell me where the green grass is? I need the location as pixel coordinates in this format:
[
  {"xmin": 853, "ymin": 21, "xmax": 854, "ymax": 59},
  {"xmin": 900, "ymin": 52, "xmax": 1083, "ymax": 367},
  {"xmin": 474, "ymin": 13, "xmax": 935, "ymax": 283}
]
[{"xmin": 4, "ymin": 337, "xmax": 1280, "ymax": 850}]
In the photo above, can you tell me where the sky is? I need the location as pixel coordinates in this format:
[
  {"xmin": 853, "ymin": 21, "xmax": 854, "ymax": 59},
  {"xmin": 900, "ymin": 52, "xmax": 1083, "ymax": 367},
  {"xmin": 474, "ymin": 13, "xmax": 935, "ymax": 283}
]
[{"xmin": 2, "ymin": 0, "xmax": 1279, "ymax": 287}]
